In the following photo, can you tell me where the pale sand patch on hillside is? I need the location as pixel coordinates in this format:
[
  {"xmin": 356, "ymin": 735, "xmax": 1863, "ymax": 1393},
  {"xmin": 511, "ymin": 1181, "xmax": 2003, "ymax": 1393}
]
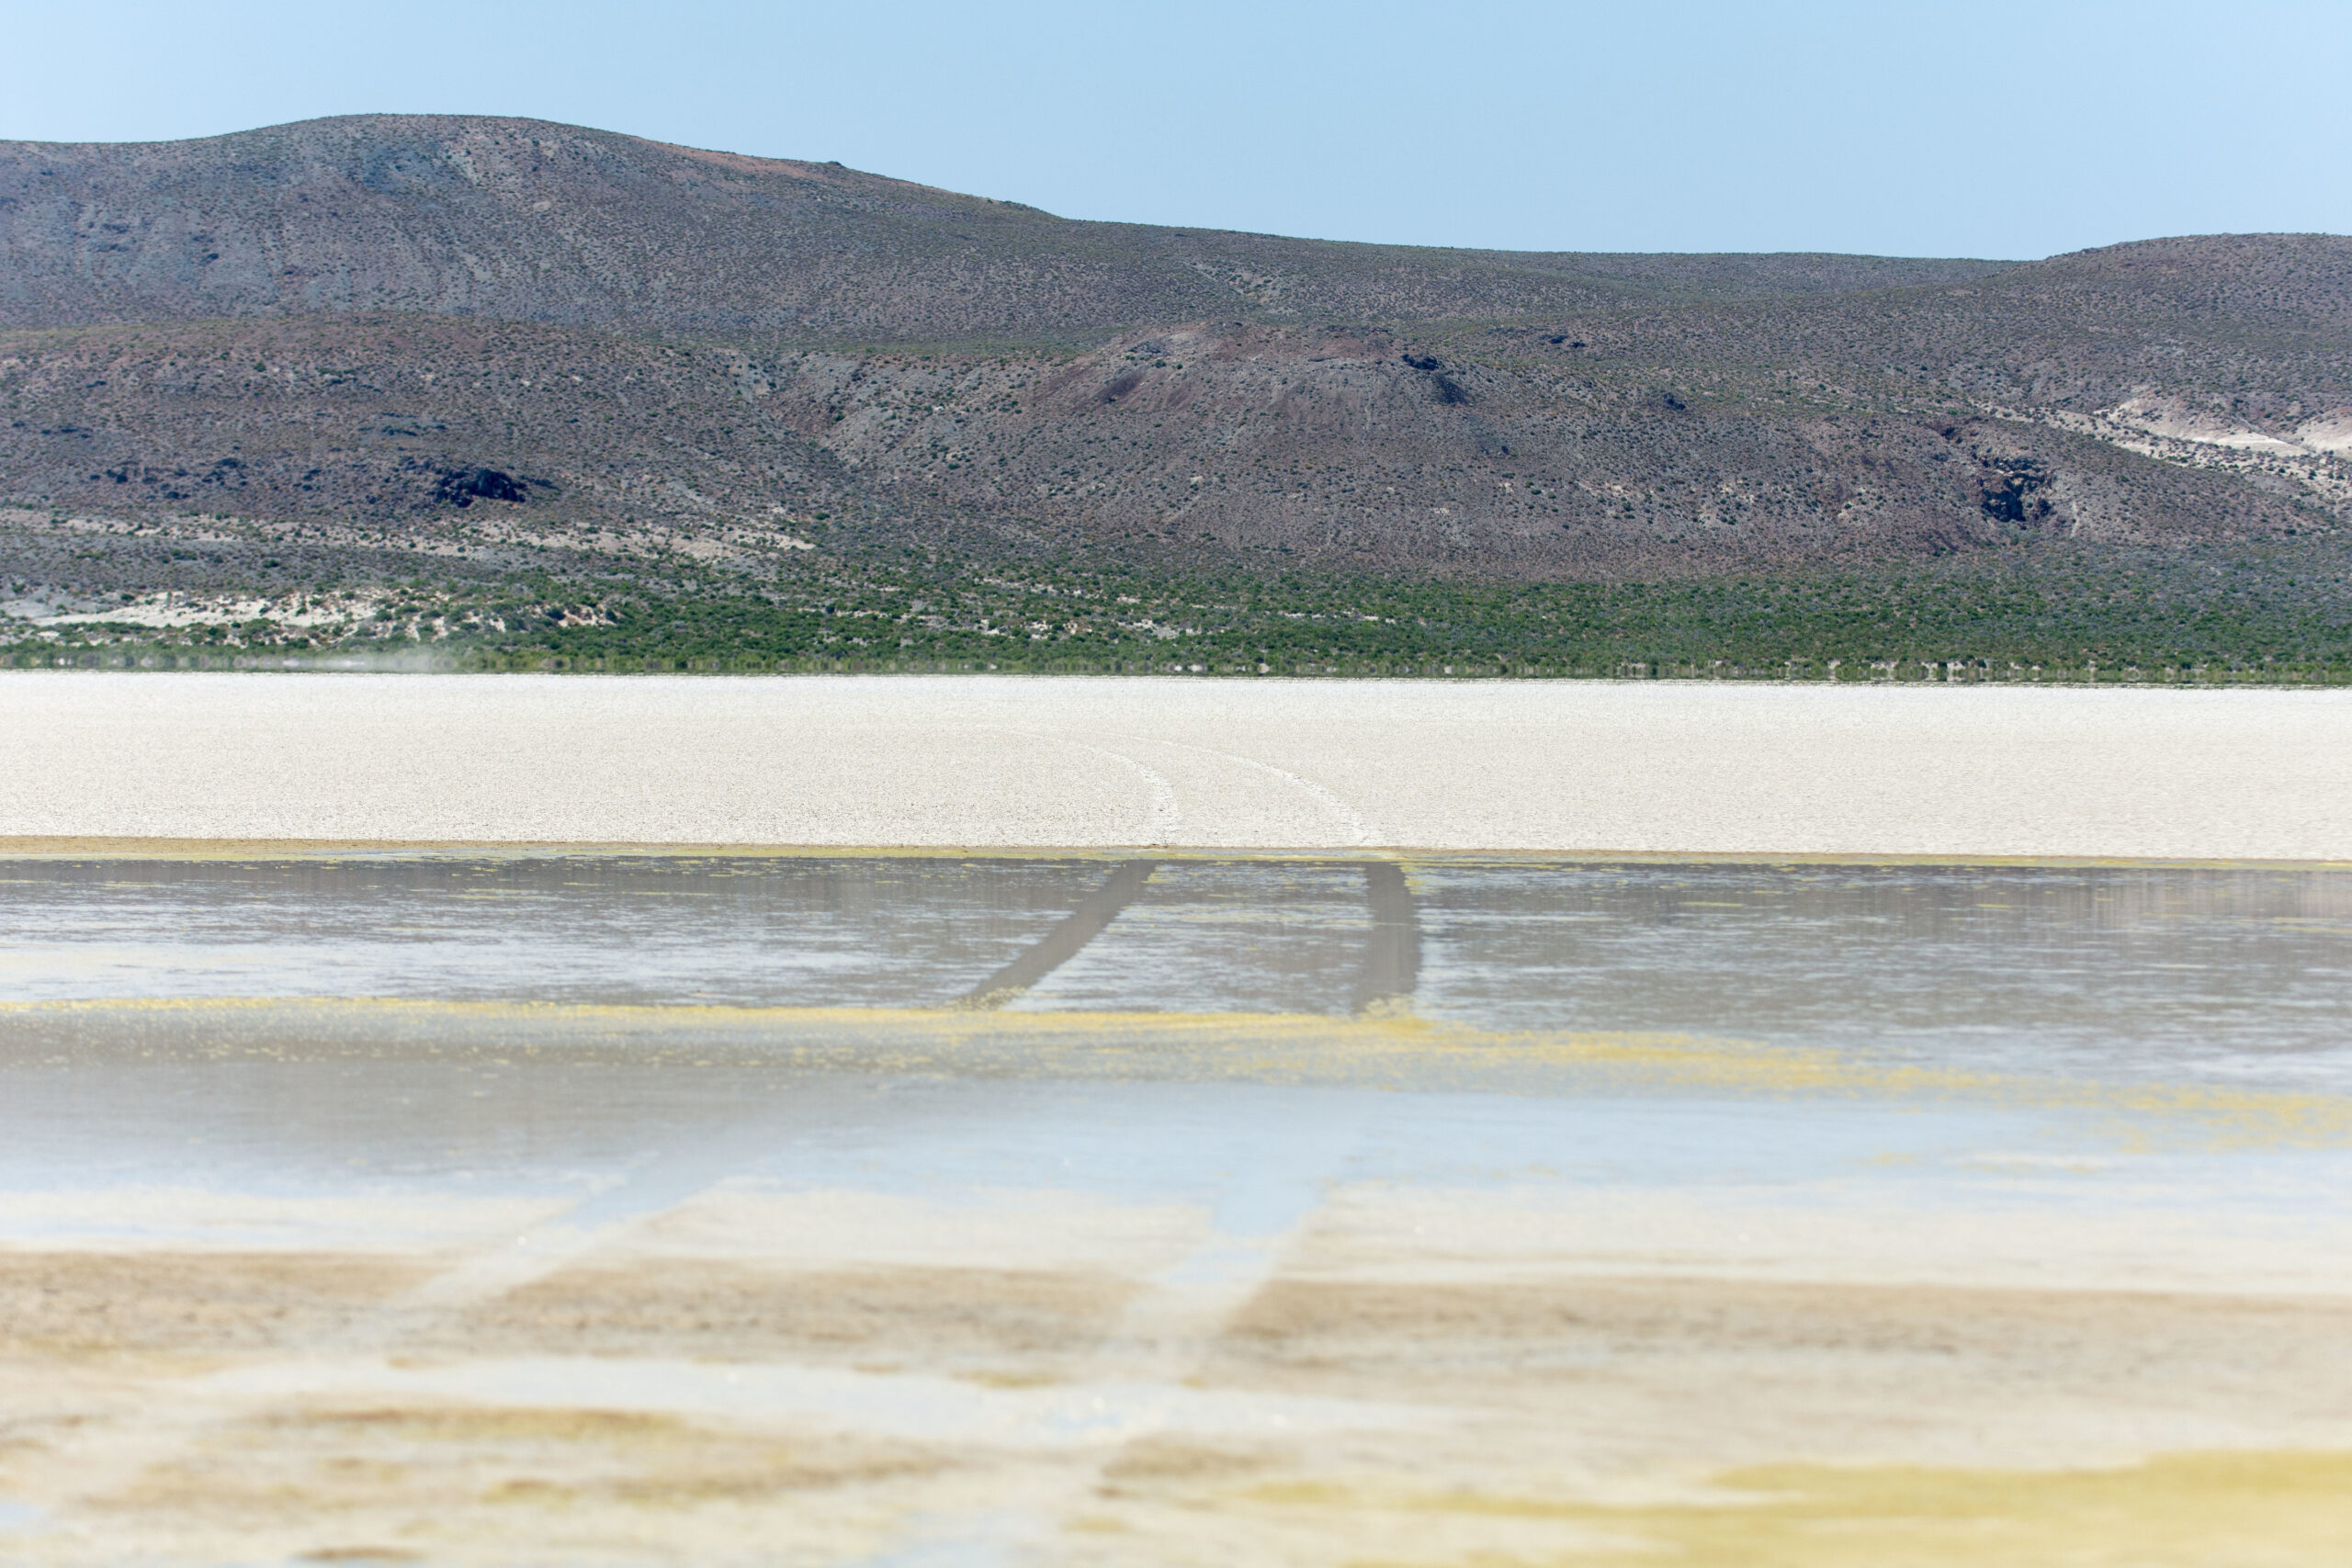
[{"xmin": 4, "ymin": 672, "xmax": 2350, "ymax": 859}]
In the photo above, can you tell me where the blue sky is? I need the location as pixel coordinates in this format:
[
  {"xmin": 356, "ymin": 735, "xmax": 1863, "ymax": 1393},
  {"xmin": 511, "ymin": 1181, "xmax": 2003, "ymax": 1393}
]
[{"xmin": 7, "ymin": 0, "xmax": 2346, "ymax": 260}]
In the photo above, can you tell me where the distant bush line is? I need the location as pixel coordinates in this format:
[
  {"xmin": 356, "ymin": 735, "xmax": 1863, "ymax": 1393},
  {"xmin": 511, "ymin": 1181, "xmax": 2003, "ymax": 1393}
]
[
  {"xmin": 9, "ymin": 538, "xmax": 2349, "ymax": 684},
  {"xmin": 11, "ymin": 649, "xmax": 2349, "ymax": 686}
]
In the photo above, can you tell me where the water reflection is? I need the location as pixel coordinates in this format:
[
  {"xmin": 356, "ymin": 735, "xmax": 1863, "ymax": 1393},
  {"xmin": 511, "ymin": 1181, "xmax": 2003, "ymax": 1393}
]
[
  {"xmin": 2, "ymin": 854, "xmax": 2346, "ymax": 1087},
  {"xmin": 1414, "ymin": 861, "xmax": 2352, "ymax": 1088}
]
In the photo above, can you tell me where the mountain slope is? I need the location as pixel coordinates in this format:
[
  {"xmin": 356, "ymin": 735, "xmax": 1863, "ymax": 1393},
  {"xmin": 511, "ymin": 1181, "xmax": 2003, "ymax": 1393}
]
[
  {"xmin": 1, "ymin": 115, "xmax": 2347, "ymax": 671},
  {"xmin": 0, "ymin": 115, "xmax": 2015, "ymax": 341}
]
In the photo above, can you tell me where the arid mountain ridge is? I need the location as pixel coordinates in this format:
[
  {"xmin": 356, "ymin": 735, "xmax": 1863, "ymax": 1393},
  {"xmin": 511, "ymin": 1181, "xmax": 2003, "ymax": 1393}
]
[
  {"xmin": 1, "ymin": 114, "xmax": 2024, "ymax": 336},
  {"xmin": 3, "ymin": 114, "xmax": 2348, "ymax": 589}
]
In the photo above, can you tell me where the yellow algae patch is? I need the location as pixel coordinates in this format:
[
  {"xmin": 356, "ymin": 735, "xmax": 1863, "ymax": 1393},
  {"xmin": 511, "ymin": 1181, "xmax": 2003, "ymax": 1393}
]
[
  {"xmin": 1276, "ymin": 1450, "xmax": 2352, "ymax": 1568},
  {"xmin": 92, "ymin": 1400, "xmax": 941, "ymax": 1524},
  {"xmin": 9, "ymin": 994, "xmax": 2352, "ymax": 1150}
]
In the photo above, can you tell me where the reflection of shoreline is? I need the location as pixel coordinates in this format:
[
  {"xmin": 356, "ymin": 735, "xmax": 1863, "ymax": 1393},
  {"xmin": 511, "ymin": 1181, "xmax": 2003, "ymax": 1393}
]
[{"xmin": 10, "ymin": 995, "xmax": 2352, "ymax": 1151}]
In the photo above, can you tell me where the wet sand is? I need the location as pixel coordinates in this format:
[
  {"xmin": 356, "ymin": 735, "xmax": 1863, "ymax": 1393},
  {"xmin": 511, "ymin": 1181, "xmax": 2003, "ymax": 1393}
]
[
  {"xmin": 6, "ymin": 671, "xmax": 2352, "ymax": 858},
  {"xmin": 7, "ymin": 1255, "xmax": 2352, "ymax": 1566}
]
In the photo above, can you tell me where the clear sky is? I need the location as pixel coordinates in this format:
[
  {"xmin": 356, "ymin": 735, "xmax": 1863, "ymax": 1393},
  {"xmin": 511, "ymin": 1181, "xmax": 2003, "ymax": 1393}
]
[{"xmin": 7, "ymin": 0, "xmax": 2346, "ymax": 261}]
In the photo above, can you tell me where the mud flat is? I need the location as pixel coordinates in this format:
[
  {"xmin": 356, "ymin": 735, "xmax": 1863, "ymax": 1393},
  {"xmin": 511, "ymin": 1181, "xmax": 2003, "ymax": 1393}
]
[{"xmin": 6, "ymin": 671, "xmax": 2352, "ymax": 859}]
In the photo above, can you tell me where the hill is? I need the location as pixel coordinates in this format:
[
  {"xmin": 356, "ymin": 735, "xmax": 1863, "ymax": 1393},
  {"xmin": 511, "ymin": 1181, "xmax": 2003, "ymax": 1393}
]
[
  {"xmin": 2, "ymin": 116, "xmax": 2347, "ymax": 675},
  {"xmin": 0, "ymin": 115, "xmax": 2015, "ymax": 338}
]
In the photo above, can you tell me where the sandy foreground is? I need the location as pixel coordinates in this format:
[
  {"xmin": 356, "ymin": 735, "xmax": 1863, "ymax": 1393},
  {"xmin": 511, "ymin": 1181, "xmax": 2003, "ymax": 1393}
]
[
  {"xmin": 6, "ymin": 1005, "xmax": 2352, "ymax": 1567},
  {"xmin": 5, "ymin": 671, "xmax": 2352, "ymax": 857}
]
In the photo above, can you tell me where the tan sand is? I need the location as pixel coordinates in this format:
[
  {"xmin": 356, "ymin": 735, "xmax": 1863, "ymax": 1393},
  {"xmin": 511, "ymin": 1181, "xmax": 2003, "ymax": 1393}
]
[
  {"xmin": 5, "ymin": 671, "xmax": 2351, "ymax": 858},
  {"xmin": 7, "ymin": 1223, "xmax": 2351, "ymax": 1564}
]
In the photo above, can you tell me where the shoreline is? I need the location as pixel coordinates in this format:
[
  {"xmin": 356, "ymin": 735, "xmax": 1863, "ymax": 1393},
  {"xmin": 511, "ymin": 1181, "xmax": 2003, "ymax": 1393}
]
[{"xmin": 4, "ymin": 838, "xmax": 2347, "ymax": 871}]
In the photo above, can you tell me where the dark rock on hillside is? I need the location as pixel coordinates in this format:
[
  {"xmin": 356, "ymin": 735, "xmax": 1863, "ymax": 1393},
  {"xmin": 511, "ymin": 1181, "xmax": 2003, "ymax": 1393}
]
[{"xmin": 433, "ymin": 466, "xmax": 539, "ymax": 506}]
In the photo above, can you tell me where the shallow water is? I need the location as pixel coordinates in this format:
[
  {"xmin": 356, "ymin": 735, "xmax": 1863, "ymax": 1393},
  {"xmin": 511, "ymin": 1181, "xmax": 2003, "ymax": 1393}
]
[
  {"xmin": 4, "ymin": 854, "xmax": 2346, "ymax": 1087},
  {"xmin": 4, "ymin": 853, "xmax": 2350, "ymax": 1564}
]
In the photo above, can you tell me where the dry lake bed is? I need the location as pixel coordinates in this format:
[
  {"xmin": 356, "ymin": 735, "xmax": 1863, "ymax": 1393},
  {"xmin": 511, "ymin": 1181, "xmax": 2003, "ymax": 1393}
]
[
  {"xmin": 7, "ymin": 671, "xmax": 2352, "ymax": 858},
  {"xmin": 3, "ymin": 849, "xmax": 2350, "ymax": 1566}
]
